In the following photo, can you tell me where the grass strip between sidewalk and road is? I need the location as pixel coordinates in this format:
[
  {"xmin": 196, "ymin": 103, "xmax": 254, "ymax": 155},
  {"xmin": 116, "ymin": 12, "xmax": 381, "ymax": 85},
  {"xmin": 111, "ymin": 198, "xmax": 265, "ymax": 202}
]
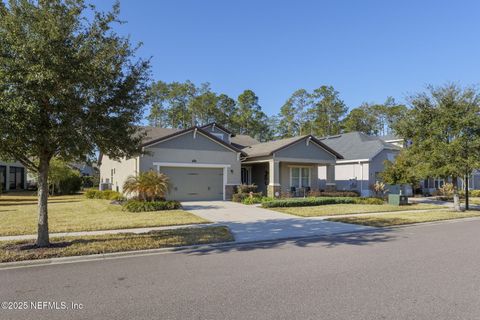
[
  {"xmin": 0, "ymin": 194, "xmax": 209, "ymax": 236},
  {"xmin": 0, "ymin": 226, "xmax": 233, "ymax": 263},
  {"xmin": 272, "ymin": 203, "xmax": 444, "ymax": 217},
  {"xmin": 326, "ymin": 210, "xmax": 480, "ymax": 227}
]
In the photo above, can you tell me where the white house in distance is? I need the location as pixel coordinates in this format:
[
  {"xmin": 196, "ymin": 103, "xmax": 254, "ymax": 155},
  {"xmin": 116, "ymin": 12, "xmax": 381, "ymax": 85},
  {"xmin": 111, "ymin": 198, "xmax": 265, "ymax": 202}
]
[
  {"xmin": 318, "ymin": 132, "xmax": 403, "ymax": 196},
  {"xmin": 0, "ymin": 160, "xmax": 27, "ymax": 192}
]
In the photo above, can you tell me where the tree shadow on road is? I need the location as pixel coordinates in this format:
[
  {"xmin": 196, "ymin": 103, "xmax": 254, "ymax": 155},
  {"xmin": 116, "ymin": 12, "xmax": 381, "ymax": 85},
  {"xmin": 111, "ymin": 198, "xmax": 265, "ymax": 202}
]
[{"xmin": 170, "ymin": 218, "xmax": 398, "ymax": 256}]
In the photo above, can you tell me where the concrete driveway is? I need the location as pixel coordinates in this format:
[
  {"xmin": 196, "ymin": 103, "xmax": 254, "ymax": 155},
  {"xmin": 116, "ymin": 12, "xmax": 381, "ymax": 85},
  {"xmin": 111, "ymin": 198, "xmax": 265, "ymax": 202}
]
[{"xmin": 181, "ymin": 201, "xmax": 372, "ymax": 242}]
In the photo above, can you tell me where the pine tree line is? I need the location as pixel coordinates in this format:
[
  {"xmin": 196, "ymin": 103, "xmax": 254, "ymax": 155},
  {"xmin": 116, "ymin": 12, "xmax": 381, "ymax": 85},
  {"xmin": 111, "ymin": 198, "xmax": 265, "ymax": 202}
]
[{"xmin": 146, "ymin": 80, "xmax": 407, "ymax": 140}]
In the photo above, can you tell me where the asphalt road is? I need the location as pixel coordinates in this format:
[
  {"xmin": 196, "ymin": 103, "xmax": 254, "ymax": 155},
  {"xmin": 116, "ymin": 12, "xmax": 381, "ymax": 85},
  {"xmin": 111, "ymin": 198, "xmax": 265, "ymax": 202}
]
[{"xmin": 1, "ymin": 219, "xmax": 480, "ymax": 320}]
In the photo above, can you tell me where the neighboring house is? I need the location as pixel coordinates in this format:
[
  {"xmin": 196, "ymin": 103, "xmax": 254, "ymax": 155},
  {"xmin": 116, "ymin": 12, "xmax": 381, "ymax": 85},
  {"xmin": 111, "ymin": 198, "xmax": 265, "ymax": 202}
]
[
  {"xmin": 319, "ymin": 132, "xmax": 402, "ymax": 197},
  {"xmin": 69, "ymin": 162, "xmax": 97, "ymax": 177},
  {"xmin": 420, "ymin": 174, "xmax": 480, "ymax": 195},
  {"xmin": 100, "ymin": 123, "xmax": 343, "ymax": 200},
  {"xmin": 0, "ymin": 160, "xmax": 27, "ymax": 192}
]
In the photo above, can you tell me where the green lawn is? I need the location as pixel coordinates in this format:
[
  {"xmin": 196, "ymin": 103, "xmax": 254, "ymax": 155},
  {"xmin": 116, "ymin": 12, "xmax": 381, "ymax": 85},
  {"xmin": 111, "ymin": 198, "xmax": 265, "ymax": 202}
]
[
  {"xmin": 327, "ymin": 210, "xmax": 480, "ymax": 227},
  {"xmin": 271, "ymin": 203, "xmax": 444, "ymax": 217},
  {"xmin": 0, "ymin": 193, "xmax": 209, "ymax": 236},
  {"xmin": 0, "ymin": 226, "xmax": 234, "ymax": 263}
]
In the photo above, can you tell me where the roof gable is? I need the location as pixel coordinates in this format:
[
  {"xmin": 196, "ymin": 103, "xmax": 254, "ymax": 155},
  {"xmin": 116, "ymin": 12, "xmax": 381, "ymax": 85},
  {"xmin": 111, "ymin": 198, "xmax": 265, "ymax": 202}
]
[
  {"xmin": 142, "ymin": 126, "xmax": 245, "ymax": 155},
  {"xmin": 243, "ymin": 135, "xmax": 343, "ymax": 159}
]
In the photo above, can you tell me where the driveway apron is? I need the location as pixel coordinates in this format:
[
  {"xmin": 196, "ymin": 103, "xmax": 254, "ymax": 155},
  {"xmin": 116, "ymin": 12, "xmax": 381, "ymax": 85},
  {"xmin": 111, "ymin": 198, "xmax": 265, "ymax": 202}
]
[{"xmin": 181, "ymin": 201, "xmax": 373, "ymax": 242}]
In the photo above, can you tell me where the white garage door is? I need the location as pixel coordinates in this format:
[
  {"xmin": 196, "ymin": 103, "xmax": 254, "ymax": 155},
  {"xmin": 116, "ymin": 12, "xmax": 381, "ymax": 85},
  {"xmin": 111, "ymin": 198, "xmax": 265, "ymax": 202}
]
[{"xmin": 161, "ymin": 167, "xmax": 224, "ymax": 201}]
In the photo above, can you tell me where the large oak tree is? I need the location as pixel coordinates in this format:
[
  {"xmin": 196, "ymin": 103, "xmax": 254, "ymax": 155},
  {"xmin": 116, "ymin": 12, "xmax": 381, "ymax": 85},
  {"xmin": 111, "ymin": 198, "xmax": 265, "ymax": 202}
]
[
  {"xmin": 394, "ymin": 84, "xmax": 480, "ymax": 211},
  {"xmin": 0, "ymin": 0, "xmax": 150, "ymax": 246}
]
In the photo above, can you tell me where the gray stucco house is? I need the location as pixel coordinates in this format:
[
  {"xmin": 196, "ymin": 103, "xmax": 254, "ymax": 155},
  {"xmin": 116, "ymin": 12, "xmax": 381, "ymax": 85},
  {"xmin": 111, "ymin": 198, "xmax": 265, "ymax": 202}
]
[
  {"xmin": 99, "ymin": 123, "xmax": 343, "ymax": 201},
  {"xmin": 319, "ymin": 132, "xmax": 402, "ymax": 197}
]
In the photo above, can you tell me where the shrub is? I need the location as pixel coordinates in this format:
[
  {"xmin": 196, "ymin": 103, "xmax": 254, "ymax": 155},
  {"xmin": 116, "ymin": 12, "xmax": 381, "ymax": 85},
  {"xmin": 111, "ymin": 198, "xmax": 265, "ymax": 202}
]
[
  {"xmin": 438, "ymin": 183, "xmax": 454, "ymax": 196},
  {"xmin": 236, "ymin": 184, "xmax": 257, "ymax": 194},
  {"xmin": 110, "ymin": 194, "xmax": 126, "ymax": 202},
  {"xmin": 241, "ymin": 196, "xmax": 265, "ymax": 205},
  {"xmin": 84, "ymin": 189, "xmax": 101, "ymax": 199},
  {"xmin": 261, "ymin": 196, "xmax": 384, "ymax": 208},
  {"xmin": 471, "ymin": 190, "xmax": 480, "ymax": 197},
  {"xmin": 84, "ymin": 189, "xmax": 122, "ymax": 200},
  {"xmin": 261, "ymin": 197, "xmax": 358, "ymax": 208},
  {"xmin": 370, "ymin": 181, "xmax": 387, "ymax": 197},
  {"xmin": 232, "ymin": 192, "xmax": 262, "ymax": 203},
  {"xmin": 123, "ymin": 171, "xmax": 170, "ymax": 201},
  {"xmin": 122, "ymin": 200, "xmax": 181, "ymax": 212},
  {"xmin": 308, "ymin": 190, "xmax": 360, "ymax": 197},
  {"xmin": 58, "ymin": 175, "xmax": 83, "ymax": 195}
]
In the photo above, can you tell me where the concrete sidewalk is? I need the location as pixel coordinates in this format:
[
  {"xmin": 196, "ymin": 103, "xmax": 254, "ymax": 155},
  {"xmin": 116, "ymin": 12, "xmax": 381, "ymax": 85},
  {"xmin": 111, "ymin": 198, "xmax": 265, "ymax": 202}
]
[{"xmin": 181, "ymin": 201, "xmax": 373, "ymax": 242}]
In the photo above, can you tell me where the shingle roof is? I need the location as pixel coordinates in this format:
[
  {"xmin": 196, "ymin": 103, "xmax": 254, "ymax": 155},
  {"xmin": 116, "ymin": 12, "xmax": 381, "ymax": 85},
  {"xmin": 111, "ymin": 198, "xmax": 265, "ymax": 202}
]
[
  {"xmin": 242, "ymin": 135, "xmax": 343, "ymax": 159},
  {"xmin": 140, "ymin": 126, "xmax": 180, "ymax": 144},
  {"xmin": 242, "ymin": 136, "xmax": 306, "ymax": 157},
  {"xmin": 319, "ymin": 131, "xmax": 400, "ymax": 160},
  {"xmin": 141, "ymin": 126, "xmax": 246, "ymax": 155},
  {"xmin": 230, "ymin": 135, "xmax": 260, "ymax": 149}
]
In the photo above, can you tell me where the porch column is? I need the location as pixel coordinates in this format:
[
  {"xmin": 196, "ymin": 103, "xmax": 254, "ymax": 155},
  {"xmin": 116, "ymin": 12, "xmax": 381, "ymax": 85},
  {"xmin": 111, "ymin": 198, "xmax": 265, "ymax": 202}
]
[
  {"xmin": 268, "ymin": 159, "xmax": 281, "ymax": 198},
  {"xmin": 326, "ymin": 164, "xmax": 336, "ymax": 192}
]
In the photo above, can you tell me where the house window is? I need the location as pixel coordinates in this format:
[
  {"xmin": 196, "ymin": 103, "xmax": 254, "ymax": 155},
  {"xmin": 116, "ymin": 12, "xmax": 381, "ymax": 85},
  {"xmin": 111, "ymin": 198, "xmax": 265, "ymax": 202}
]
[
  {"xmin": 9, "ymin": 167, "xmax": 24, "ymax": 190},
  {"xmin": 0, "ymin": 166, "xmax": 6, "ymax": 192},
  {"xmin": 434, "ymin": 179, "xmax": 444, "ymax": 189},
  {"xmin": 241, "ymin": 167, "xmax": 251, "ymax": 184},
  {"xmin": 290, "ymin": 167, "xmax": 310, "ymax": 188}
]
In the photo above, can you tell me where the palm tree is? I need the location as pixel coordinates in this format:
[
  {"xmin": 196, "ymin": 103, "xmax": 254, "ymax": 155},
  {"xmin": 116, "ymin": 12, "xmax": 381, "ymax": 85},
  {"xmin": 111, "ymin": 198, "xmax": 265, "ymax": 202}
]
[{"xmin": 123, "ymin": 171, "xmax": 170, "ymax": 201}]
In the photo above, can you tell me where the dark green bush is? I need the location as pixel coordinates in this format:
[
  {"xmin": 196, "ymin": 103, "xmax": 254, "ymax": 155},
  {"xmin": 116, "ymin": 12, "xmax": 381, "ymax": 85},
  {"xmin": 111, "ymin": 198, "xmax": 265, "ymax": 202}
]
[
  {"xmin": 58, "ymin": 175, "xmax": 83, "ymax": 194},
  {"xmin": 122, "ymin": 200, "xmax": 181, "ymax": 212},
  {"xmin": 261, "ymin": 196, "xmax": 383, "ymax": 208},
  {"xmin": 308, "ymin": 190, "xmax": 360, "ymax": 197}
]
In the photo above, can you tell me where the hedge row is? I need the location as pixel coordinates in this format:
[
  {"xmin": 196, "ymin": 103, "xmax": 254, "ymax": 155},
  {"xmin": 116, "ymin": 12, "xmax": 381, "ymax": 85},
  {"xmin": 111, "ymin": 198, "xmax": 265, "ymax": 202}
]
[
  {"xmin": 261, "ymin": 197, "xmax": 383, "ymax": 208},
  {"xmin": 308, "ymin": 190, "xmax": 360, "ymax": 197},
  {"xmin": 122, "ymin": 200, "xmax": 182, "ymax": 212},
  {"xmin": 84, "ymin": 189, "xmax": 123, "ymax": 201}
]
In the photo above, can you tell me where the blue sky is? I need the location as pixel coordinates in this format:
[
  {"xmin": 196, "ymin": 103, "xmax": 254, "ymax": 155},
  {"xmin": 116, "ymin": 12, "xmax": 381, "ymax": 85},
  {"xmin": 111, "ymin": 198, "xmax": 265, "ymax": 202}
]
[{"xmin": 93, "ymin": 0, "xmax": 480, "ymax": 116}]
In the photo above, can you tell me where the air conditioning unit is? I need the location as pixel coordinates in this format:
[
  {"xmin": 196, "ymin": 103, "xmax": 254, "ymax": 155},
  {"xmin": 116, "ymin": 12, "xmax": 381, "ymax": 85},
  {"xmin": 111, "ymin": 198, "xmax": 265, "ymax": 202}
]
[{"xmin": 99, "ymin": 183, "xmax": 112, "ymax": 191}]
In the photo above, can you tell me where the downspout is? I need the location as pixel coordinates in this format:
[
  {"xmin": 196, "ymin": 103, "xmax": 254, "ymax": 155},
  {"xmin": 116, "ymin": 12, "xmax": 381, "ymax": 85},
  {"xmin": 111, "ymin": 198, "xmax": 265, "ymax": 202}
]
[{"xmin": 360, "ymin": 161, "xmax": 363, "ymax": 196}]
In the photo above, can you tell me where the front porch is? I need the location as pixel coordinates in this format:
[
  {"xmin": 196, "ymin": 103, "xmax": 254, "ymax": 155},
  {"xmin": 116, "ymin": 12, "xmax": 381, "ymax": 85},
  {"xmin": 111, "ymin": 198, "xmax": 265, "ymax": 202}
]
[{"xmin": 241, "ymin": 159, "xmax": 336, "ymax": 198}]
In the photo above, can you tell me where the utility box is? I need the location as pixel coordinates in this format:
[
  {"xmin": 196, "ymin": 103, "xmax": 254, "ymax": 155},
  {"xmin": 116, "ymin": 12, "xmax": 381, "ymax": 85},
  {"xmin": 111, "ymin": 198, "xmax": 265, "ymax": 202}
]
[{"xmin": 388, "ymin": 194, "xmax": 408, "ymax": 206}]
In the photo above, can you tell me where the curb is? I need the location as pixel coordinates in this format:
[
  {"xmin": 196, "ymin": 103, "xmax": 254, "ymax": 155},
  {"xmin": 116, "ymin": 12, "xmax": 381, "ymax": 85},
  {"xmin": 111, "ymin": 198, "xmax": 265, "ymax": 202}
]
[
  {"xmin": 2, "ymin": 216, "xmax": 480, "ymax": 270},
  {"xmin": 0, "ymin": 227, "xmax": 383, "ymax": 270}
]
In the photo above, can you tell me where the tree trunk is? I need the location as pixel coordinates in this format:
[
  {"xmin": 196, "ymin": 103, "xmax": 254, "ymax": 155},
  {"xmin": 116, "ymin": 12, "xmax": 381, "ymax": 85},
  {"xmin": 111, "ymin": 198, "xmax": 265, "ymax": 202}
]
[
  {"xmin": 452, "ymin": 177, "xmax": 462, "ymax": 212},
  {"xmin": 37, "ymin": 157, "xmax": 50, "ymax": 247},
  {"xmin": 465, "ymin": 174, "xmax": 469, "ymax": 211}
]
